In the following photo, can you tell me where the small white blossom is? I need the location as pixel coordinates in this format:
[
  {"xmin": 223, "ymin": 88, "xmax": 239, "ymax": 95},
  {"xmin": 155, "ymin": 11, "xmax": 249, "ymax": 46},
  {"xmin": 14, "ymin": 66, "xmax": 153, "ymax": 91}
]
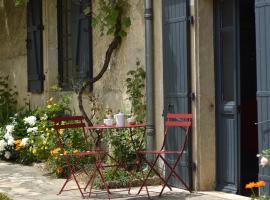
[
  {"xmin": 4, "ymin": 132, "xmax": 12, "ymax": 140},
  {"xmin": 0, "ymin": 140, "xmax": 7, "ymax": 151},
  {"xmin": 7, "ymin": 136, "xmax": 15, "ymax": 146},
  {"xmin": 40, "ymin": 114, "xmax": 48, "ymax": 121},
  {"xmin": 4, "ymin": 151, "xmax": 11, "ymax": 159},
  {"xmin": 40, "ymin": 134, "xmax": 45, "ymax": 140},
  {"xmin": 21, "ymin": 138, "xmax": 29, "ymax": 146},
  {"xmin": 5, "ymin": 125, "xmax": 14, "ymax": 134},
  {"xmin": 27, "ymin": 127, "xmax": 38, "ymax": 133},
  {"xmin": 24, "ymin": 116, "xmax": 37, "ymax": 126}
]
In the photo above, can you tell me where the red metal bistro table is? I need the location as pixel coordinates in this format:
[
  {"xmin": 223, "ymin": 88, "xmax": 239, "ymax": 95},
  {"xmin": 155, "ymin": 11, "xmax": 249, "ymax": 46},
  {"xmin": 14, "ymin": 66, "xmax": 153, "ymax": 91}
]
[{"xmin": 84, "ymin": 124, "xmax": 146, "ymax": 198}]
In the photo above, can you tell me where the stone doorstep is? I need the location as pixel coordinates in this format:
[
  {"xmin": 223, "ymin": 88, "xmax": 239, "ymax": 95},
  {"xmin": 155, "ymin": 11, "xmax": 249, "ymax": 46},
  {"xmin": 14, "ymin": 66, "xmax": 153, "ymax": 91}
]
[{"xmin": 198, "ymin": 191, "xmax": 250, "ymax": 200}]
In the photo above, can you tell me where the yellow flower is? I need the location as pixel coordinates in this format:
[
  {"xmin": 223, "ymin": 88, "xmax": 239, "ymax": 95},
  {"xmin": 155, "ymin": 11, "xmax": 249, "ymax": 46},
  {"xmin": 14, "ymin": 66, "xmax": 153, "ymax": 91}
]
[
  {"xmin": 56, "ymin": 167, "xmax": 64, "ymax": 174},
  {"xmin": 59, "ymin": 129, "xmax": 64, "ymax": 135},
  {"xmin": 47, "ymin": 105, "xmax": 52, "ymax": 109},
  {"xmin": 15, "ymin": 140, "xmax": 23, "ymax": 151},
  {"xmin": 32, "ymin": 148, "xmax": 37, "ymax": 154},
  {"xmin": 50, "ymin": 148, "xmax": 61, "ymax": 156},
  {"xmin": 73, "ymin": 150, "xmax": 79, "ymax": 154}
]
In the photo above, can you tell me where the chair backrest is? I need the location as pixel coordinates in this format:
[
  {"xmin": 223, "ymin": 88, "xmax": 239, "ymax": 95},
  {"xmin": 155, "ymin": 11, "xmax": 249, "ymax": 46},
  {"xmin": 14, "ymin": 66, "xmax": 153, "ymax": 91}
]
[
  {"xmin": 50, "ymin": 116, "xmax": 88, "ymax": 153},
  {"xmin": 162, "ymin": 113, "xmax": 192, "ymax": 151},
  {"xmin": 165, "ymin": 113, "xmax": 192, "ymax": 128}
]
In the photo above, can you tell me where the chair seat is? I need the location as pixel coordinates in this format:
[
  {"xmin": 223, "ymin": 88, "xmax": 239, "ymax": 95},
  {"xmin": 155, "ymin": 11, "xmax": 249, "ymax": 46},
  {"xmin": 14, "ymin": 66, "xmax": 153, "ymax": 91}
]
[
  {"xmin": 138, "ymin": 150, "xmax": 181, "ymax": 154},
  {"xmin": 61, "ymin": 151, "xmax": 104, "ymax": 157}
]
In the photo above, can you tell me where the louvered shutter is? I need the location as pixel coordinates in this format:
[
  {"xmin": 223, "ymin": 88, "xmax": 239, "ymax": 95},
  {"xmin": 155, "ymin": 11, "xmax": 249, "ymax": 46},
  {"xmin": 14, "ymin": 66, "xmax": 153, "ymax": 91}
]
[
  {"xmin": 27, "ymin": 0, "xmax": 44, "ymax": 93},
  {"xmin": 163, "ymin": 0, "xmax": 192, "ymax": 188},
  {"xmin": 255, "ymin": 0, "xmax": 270, "ymax": 194}
]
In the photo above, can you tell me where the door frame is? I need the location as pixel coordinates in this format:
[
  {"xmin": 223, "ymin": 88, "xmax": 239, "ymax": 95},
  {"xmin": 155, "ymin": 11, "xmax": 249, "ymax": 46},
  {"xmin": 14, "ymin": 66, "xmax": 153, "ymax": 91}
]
[{"xmin": 214, "ymin": 0, "xmax": 241, "ymax": 193}]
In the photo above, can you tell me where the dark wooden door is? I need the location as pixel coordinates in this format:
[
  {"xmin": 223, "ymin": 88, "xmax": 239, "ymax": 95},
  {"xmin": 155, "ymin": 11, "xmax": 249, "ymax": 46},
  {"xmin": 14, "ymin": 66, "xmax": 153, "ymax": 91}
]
[
  {"xmin": 215, "ymin": 0, "xmax": 240, "ymax": 193},
  {"xmin": 255, "ymin": 0, "xmax": 270, "ymax": 194},
  {"xmin": 162, "ymin": 0, "xmax": 192, "ymax": 188}
]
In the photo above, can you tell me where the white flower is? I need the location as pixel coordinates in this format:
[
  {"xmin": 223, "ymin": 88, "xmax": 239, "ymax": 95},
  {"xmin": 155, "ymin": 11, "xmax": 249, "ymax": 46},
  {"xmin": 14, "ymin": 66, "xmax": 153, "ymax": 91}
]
[
  {"xmin": 5, "ymin": 125, "xmax": 14, "ymax": 134},
  {"xmin": 40, "ymin": 114, "xmax": 48, "ymax": 121},
  {"xmin": 4, "ymin": 132, "xmax": 11, "ymax": 140},
  {"xmin": 0, "ymin": 140, "xmax": 7, "ymax": 151},
  {"xmin": 4, "ymin": 151, "xmax": 11, "ymax": 159},
  {"xmin": 40, "ymin": 134, "xmax": 45, "ymax": 140},
  {"xmin": 7, "ymin": 136, "xmax": 14, "ymax": 146},
  {"xmin": 21, "ymin": 138, "xmax": 29, "ymax": 146},
  {"xmin": 23, "ymin": 116, "xmax": 37, "ymax": 126},
  {"xmin": 27, "ymin": 127, "xmax": 38, "ymax": 133}
]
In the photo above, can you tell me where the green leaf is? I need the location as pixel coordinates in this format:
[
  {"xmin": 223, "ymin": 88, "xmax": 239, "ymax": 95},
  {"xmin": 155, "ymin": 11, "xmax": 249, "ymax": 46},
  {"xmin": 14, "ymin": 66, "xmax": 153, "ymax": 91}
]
[
  {"xmin": 118, "ymin": 30, "xmax": 127, "ymax": 38},
  {"xmin": 92, "ymin": 18, "xmax": 98, "ymax": 28},
  {"xmin": 122, "ymin": 17, "xmax": 131, "ymax": 28}
]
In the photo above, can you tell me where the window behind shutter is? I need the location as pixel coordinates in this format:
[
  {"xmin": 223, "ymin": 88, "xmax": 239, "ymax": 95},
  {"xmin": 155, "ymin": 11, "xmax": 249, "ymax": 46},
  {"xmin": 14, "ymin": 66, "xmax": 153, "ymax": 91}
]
[
  {"xmin": 27, "ymin": 0, "xmax": 44, "ymax": 93},
  {"xmin": 58, "ymin": 0, "xmax": 92, "ymax": 91},
  {"xmin": 71, "ymin": 0, "xmax": 92, "ymax": 90}
]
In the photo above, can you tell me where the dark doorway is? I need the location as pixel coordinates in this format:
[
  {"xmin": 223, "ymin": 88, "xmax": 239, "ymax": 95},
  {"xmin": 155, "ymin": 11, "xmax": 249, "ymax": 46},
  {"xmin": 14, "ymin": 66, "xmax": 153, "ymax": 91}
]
[
  {"xmin": 239, "ymin": 0, "xmax": 258, "ymax": 196},
  {"xmin": 215, "ymin": 0, "xmax": 258, "ymax": 195}
]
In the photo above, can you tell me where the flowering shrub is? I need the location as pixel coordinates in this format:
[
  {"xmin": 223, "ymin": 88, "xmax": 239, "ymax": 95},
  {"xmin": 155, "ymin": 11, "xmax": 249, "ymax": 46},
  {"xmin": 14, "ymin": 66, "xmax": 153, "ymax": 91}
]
[
  {"xmin": 0, "ymin": 89, "xmax": 98, "ymax": 178},
  {"xmin": 246, "ymin": 150, "xmax": 270, "ymax": 200}
]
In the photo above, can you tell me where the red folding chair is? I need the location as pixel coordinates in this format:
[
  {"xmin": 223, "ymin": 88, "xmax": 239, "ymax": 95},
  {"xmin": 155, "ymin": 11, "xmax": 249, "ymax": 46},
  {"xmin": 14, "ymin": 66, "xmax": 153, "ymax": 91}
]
[
  {"xmin": 51, "ymin": 116, "xmax": 110, "ymax": 199},
  {"xmin": 137, "ymin": 113, "xmax": 192, "ymax": 197}
]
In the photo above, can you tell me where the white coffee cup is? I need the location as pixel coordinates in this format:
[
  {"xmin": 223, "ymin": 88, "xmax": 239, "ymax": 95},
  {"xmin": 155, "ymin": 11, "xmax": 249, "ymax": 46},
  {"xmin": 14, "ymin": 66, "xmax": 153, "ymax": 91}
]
[{"xmin": 103, "ymin": 118, "xmax": 113, "ymax": 126}]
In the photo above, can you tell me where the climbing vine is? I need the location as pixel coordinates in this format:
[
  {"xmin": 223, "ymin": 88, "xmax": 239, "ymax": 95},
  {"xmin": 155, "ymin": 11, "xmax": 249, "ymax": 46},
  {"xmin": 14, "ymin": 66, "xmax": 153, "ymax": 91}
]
[{"xmin": 78, "ymin": 0, "xmax": 131, "ymax": 126}]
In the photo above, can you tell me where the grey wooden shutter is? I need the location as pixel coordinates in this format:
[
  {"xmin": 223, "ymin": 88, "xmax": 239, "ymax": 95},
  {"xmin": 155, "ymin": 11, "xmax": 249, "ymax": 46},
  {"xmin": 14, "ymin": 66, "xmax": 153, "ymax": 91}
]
[
  {"xmin": 163, "ymin": 0, "xmax": 191, "ymax": 188},
  {"xmin": 71, "ymin": 0, "xmax": 92, "ymax": 90},
  {"xmin": 27, "ymin": 0, "xmax": 44, "ymax": 93},
  {"xmin": 255, "ymin": 0, "xmax": 270, "ymax": 194}
]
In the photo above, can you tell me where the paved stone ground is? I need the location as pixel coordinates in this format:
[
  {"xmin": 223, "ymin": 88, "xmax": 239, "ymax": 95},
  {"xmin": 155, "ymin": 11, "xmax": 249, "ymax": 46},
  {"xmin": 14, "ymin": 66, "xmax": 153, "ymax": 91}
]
[{"xmin": 0, "ymin": 161, "xmax": 249, "ymax": 200}]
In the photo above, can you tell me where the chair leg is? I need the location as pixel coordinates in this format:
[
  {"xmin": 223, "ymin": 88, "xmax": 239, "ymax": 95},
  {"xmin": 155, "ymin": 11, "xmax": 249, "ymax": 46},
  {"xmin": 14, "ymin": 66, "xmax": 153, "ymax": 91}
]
[
  {"xmin": 84, "ymin": 166, "xmax": 96, "ymax": 191},
  {"xmin": 71, "ymin": 165, "xmax": 86, "ymax": 198},
  {"xmin": 138, "ymin": 155, "xmax": 172, "ymax": 196},
  {"xmin": 58, "ymin": 173, "xmax": 71, "ymax": 195},
  {"xmin": 159, "ymin": 156, "xmax": 191, "ymax": 196},
  {"xmin": 137, "ymin": 154, "xmax": 159, "ymax": 195},
  {"xmin": 95, "ymin": 162, "xmax": 111, "ymax": 199}
]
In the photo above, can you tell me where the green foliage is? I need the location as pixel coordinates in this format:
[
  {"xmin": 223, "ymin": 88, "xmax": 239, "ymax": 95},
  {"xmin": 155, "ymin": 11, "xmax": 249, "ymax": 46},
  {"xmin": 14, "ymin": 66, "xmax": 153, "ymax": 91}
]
[
  {"xmin": 0, "ymin": 193, "xmax": 12, "ymax": 200},
  {"xmin": 103, "ymin": 62, "xmax": 146, "ymax": 174},
  {"xmin": 92, "ymin": 0, "xmax": 131, "ymax": 37},
  {"xmin": 107, "ymin": 128, "xmax": 145, "ymax": 166},
  {"xmin": 126, "ymin": 62, "xmax": 146, "ymax": 123},
  {"xmin": 0, "ymin": 76, "xmax": 18, "ymax": 126},
  {"xmin": 15, "ymin": 0, "xmax": 28, "ymax": 7}
]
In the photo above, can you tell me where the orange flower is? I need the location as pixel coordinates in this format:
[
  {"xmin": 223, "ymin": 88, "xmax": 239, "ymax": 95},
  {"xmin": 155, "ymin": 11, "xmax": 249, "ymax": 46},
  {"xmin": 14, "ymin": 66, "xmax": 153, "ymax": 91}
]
[
  {"xmin": 255, "ymin": 181, "xmax": 265, "ymax": 188},
  {"xmin": 245, "ymin": 182, "xmax": 256, "ymax": 189},
  {"xmin": 56, "ymin": 167, "xmax": 64, "ymax": 174},
  {"xmin": 15, "ymin": 140, "xmax": 22, "ymax": 151}
]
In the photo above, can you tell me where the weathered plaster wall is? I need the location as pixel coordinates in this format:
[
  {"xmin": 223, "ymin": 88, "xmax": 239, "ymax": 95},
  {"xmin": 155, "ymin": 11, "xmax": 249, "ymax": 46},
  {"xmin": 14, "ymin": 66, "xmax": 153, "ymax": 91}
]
[
  {"xmin": 0, "ymin": 0, "xmax": 28, "ymax": 108},
  {"xmin": 191, "ymin": 0, "xmax": 216, "ymax": 191},
  {"xmin": 0, "ymin": 0, "xmax": 145, "ymax": 117}
]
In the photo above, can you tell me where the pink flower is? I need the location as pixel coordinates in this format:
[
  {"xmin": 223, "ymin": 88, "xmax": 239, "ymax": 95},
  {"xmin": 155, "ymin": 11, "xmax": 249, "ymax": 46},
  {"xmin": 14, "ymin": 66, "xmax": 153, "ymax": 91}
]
[{"xmin": 260, "ymin": 157, "xmax": 269, "ymax": 167}]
